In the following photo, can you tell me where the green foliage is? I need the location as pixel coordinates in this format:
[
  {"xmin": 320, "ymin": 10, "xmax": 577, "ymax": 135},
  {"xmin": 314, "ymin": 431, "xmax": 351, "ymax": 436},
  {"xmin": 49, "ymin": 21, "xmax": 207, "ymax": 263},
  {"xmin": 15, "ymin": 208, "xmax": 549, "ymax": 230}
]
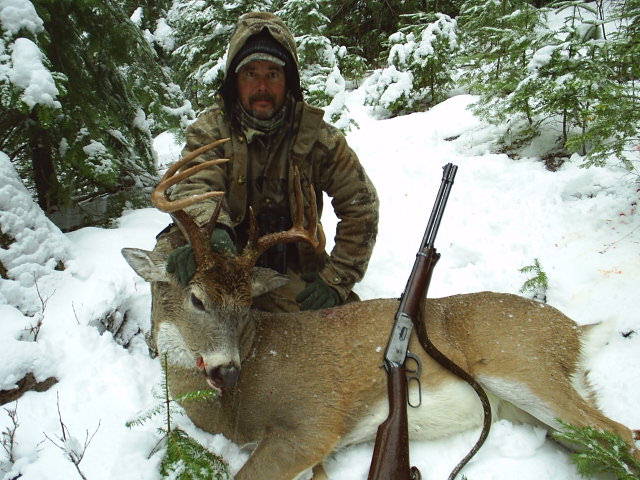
[
  {"xmin": 532, "ymin": 3, "xmax": 617, "ymax": 159},
  {"xmin": 573, "ymin": 0, "xmax": 640, "ymax": 168},
  {"xmin": 1, "ymin": 0, "xmax": 193, "ymax": 215},
  {"xmin": 117, "ymin": 0, "xmax": 173, "ymax": 33},
  {"xmin": 127, "ymin": 356, "xmax": 228, "ymax": 480},
  {"xmin": 126, "ymin": 364, "xmax": 217, "ymax": 429},
  {"xmin": 323, "ymin": 0, "xmax": 459, "ymax": 65},
  {"xmin": 459, "ymin": 0, "xmax": 640, "ymax": 169},
  {"xmin": 161, "ymin": 428, "xmax": 230, "ymax": 480},
  {"xmin": 519, "ymin": 258, "xmax": 548, "ymax": 302},
  {"xmin": 277, "ymin": 0, "xmax": 355, "ymax": 130},
  {"xmin": 167, "ymin": 0, "xmax": 271, "ymax": 112},
  {"xmin": 459, "ymin": 0, "xmax": 551, "ymax": 136},
  {"xmin": 364, "ymin": 12, "xmax": 458, "ymax": 117},
  {"xmin": 553, "ymin": 420, "xmax": 640, "ymax": 480}
]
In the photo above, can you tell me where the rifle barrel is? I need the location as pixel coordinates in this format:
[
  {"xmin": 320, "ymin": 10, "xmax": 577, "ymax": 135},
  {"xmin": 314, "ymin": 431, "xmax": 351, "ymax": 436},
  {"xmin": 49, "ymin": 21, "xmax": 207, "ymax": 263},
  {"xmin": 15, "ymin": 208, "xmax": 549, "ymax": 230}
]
[{"xmin": 422, "ymin": 163, "xmax": 457, "ymax": 251}]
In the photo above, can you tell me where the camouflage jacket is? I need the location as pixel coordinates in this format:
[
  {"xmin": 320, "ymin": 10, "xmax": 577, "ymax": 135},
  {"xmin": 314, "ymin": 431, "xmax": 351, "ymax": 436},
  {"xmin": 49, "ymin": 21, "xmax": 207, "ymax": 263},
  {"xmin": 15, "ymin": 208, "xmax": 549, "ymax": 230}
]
[
  {"xmin": 168, "ymin": 12, "xmax": 378, "ymax": 300},
  {"xmin": 170, "ymin": 99, "xmax": 378, "ymax": 300}
]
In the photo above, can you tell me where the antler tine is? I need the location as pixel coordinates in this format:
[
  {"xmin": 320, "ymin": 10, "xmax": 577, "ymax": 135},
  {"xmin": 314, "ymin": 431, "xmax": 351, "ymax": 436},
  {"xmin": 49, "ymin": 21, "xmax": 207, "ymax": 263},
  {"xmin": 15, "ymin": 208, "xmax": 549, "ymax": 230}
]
[
  {"xmin": 151, "ymin": 138, "xmax": 231, "ymax": 266},
  {"xmin": 152, "ymin": 138, "xmax": 230, "ymax": 213},
  {"xmin": 204, "ymin": 195, "xmax": 225, "ymax": 239},
  {"xmin": 242, "ymin": 167, "xmax": 325, "ymax": 266}
]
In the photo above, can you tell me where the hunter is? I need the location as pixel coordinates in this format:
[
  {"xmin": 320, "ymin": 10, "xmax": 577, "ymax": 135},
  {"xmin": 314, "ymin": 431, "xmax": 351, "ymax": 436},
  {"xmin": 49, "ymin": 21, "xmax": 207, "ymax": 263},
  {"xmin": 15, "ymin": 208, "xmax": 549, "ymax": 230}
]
[{"xmin": 159, "ymin": 11, "xmax": 379, "ymax": 312}]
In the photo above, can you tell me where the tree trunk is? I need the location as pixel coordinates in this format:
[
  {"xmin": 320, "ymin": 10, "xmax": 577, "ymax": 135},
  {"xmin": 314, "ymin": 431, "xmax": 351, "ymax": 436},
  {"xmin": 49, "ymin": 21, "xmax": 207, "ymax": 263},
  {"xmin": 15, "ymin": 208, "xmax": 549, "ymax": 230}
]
[{"xmin": 29, "ymin": 112, "xmax": 62, "ymax": 213}]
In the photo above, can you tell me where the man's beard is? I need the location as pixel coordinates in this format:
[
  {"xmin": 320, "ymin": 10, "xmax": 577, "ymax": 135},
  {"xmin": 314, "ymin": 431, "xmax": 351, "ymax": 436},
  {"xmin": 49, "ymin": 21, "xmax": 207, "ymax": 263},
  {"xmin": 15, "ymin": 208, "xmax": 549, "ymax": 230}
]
[
  {"xmin": 248, "ymin": 92, "xmax": 277, "ymax": 119},
  {"xmin": 235, "ymin": 93, "xmax": 290, "ymax": 139}
]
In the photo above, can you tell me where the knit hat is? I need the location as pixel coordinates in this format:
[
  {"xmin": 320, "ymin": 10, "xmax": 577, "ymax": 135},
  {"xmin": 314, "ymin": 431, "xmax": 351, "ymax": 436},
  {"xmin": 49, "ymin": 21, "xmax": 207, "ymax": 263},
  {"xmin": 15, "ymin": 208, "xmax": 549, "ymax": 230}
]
[{"xmin": 232, "ymin": 32, "xmax": 289, "ymax": 73}]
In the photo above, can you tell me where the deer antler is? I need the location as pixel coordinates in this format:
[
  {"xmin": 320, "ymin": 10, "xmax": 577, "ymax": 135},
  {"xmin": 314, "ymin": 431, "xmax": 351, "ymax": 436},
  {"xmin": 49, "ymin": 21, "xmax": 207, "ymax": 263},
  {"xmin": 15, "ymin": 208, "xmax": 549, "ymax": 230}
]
[
  {"xmin": 152, "ymin": 138, "xmax": 230, "ymax": 264},
  {"xmin": 241, "ymin": 167, "xmax": 326, "ymax": 267}
]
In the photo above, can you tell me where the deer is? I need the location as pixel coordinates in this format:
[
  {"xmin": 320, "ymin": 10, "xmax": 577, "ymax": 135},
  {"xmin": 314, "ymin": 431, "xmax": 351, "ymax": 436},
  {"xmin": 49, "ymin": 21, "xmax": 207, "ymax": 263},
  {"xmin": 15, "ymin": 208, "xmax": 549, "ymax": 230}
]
[{"xmin": 121, "ymin": 140, "xmax": 640, "ymax": 480}]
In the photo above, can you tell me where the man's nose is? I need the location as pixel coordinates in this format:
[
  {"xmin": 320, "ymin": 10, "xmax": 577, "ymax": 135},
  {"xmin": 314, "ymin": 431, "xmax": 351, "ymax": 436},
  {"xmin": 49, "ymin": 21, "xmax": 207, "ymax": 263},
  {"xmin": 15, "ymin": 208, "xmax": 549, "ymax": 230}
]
[{"xmin": 254, "ymin": 77, "xmax": 269, "ymax": 91}]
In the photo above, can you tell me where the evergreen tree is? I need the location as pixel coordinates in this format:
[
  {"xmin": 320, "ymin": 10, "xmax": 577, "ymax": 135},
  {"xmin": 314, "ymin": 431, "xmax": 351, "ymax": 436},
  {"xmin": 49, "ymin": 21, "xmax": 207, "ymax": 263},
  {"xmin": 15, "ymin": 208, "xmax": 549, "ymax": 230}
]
[
  {"xmin": 459, "ymin": 0, "xmax": 551, "ymax": 144},
  {"xmin": 530, "ymin": 3, "xmax": 612, "ymax": 155},
  {"xmin": 119, "ymin": 0, "xmax": 173, "ymax": 32},
  {"xmin": 122, "ymin": 0, "xmax": 175, "ymax": 59},
  {"xmin": 519, "ymin": 1, "xmax": 638, "ymax": 168},
  {"xmin": 553, "ymin": 421, "xmax": 640, "ymax": 480},
  {"xmin": 167, "ymin": 0, "xmax": 272, "ymax": 113},
  {"xmin": 581, "ymin": 0, "xmax": 640, "ymax": 168},
  {"xmin": 323, "ymin": 0, "xmax": 459, "ymax": 64},
  {"xmin": 127, "ymin": 356, "xmax": 230, "ymax": 480},
  {"xmin": 1, "ymin": 0, "xmax": 193, "ymax": 218},
  {"xmin": 364, "ymin": 12, "xmax": 458, "ymax": 117},
  {"xmin": 459, "ymin": 0, "xmax": 639, "ymax": 168},
  {"xmin": 519, "ymin": 258, "xmax": 548, "ymax": 303},
  {"xmin": 276, "ymin": 0, "xmax": 356, "ymax": 129}
]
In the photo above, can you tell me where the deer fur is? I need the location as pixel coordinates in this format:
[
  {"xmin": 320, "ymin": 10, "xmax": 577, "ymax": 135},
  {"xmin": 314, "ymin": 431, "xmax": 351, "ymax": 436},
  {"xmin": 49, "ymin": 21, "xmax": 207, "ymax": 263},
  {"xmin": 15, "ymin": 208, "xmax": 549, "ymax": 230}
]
[
  {"xmin": 122, "ymin": 245, "xmax": 639, "ymax": 480},
  {"xmin": 123, "ymin": 141, "xmax": 638, "ymax": 478}
]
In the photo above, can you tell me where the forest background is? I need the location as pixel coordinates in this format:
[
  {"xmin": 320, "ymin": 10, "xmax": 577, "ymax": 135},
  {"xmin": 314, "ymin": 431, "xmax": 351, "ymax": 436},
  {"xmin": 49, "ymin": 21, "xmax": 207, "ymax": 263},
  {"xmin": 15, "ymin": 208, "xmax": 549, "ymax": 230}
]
[
  {"xmin": 1, "ymin": 0, "xmax": 640, "ymax": 478},
  {"xmin": 1, "ymin": 0, "xmax": 639, "ymax": 232}
]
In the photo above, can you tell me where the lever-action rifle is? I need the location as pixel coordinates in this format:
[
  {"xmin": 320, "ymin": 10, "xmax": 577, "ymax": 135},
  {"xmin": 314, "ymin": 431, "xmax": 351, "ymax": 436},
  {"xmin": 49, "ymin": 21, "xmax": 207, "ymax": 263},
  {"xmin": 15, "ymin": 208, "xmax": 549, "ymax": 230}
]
[
  {"xmin": 368, "ymin": 163, "xmax": 493, "ymax": 480},
  {"xmin": 367, "ymin": 163, "xmax": 457, "ymax": 480}
]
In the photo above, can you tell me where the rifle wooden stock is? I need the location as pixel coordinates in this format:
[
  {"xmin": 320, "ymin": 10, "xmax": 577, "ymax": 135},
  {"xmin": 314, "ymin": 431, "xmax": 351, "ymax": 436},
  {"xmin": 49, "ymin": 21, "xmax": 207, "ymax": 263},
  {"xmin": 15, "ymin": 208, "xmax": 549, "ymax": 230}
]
[{"xmin": 367, "ymin": 366, "xmax": 412, "ymax": 480}]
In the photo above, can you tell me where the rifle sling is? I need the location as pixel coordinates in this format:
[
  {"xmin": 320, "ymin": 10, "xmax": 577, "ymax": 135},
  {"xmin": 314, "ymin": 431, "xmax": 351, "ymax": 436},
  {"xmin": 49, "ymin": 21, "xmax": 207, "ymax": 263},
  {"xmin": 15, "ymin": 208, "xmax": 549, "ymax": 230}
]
[{"xmin": 411, "ymin": 306, "xmax": 492, "ymax": 480}]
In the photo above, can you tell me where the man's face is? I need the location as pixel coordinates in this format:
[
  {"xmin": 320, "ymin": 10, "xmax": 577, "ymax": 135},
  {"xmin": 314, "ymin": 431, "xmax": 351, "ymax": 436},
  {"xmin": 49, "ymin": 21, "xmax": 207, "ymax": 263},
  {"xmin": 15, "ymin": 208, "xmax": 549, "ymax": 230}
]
[{"xmin": 236, "ymin": 60, "xmax": 286, "ymax": 120}]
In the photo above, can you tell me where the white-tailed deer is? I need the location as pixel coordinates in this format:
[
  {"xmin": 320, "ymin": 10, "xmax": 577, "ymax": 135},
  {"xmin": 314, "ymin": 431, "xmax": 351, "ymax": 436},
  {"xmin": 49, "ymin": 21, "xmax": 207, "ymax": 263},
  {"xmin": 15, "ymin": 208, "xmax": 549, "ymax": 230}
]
[{"xmin": 122, "ymin": 141, "xmax": 639, "ymax": 480}]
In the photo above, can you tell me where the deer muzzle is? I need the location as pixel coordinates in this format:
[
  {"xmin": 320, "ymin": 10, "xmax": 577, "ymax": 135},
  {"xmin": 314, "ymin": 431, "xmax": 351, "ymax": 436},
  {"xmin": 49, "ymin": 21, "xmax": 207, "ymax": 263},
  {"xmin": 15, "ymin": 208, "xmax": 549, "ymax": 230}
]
[{"xmin": 205, "ymin": 362, "xmax": 240, "ymax": 392}]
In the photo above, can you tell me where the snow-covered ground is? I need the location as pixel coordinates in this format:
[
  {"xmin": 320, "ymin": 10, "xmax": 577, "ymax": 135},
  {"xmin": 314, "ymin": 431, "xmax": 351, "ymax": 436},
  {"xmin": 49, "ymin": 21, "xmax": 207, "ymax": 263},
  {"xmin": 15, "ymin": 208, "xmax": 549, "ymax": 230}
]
[{"xmin": 1, "ymin": 91, "xmax": 639, "ymax": 480}]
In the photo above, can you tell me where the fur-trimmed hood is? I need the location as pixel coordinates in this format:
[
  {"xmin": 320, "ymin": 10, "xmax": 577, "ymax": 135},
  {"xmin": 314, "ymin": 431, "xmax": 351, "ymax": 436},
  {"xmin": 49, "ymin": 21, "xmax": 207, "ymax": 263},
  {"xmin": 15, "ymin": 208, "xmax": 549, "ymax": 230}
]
[{"xmin": 220, "ymin": 12, "xmax": 303, "ymax": 113}]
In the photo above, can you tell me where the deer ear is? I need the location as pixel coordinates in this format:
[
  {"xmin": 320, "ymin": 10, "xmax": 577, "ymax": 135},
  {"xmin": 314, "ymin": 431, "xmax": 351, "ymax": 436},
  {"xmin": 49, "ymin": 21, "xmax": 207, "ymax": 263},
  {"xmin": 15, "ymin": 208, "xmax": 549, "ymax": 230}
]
[
  {"xmin": 250, "ymin": 267, "xmax": 290, "ymax": 297},
  {"xmin": 121, "ymin": 248, "xmax": 169, "ymax": 282}
]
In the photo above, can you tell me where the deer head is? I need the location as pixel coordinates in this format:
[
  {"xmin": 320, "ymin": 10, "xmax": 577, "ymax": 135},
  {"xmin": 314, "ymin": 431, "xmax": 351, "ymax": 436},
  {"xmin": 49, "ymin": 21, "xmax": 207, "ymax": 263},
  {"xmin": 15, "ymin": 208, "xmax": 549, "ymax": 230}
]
[{"xmin": 122, "ymin": 139, "xmax": 324, "ymax": 393}]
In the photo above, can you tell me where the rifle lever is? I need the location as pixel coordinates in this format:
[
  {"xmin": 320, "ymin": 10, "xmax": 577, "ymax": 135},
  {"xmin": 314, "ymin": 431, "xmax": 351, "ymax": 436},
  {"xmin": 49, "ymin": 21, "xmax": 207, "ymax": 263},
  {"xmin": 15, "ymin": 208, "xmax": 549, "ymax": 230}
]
[{"xmin": 405, "ymin": 351, "xmax": 422, "ymax": 408}]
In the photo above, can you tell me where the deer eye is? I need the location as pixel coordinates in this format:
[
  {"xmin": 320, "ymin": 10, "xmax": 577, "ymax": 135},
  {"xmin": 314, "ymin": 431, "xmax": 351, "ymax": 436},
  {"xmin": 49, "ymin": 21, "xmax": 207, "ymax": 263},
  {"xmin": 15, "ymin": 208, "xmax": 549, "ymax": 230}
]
[{"xmin": 190, "ymin": 293, "xmax": 205, "ymax": 311}]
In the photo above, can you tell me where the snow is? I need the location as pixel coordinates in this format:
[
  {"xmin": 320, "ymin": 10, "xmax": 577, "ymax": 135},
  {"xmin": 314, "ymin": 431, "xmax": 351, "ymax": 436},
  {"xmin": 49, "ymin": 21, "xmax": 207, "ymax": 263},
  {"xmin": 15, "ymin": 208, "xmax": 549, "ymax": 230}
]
[
  {"xmin": 8, "ymin": 38, "xmax": 61, "ymax": 109},
  {"xmin": 153, "ymin": 18, "xmax": 176, "ymax": 53},
  {"xmin": 0, "ymin": 152, "xmax": 72, "ymax": 312},
  {"xmin": 1, "ymin": 0, "xmax": 59, "ymax": 110},
  {"xmin": 130, "ymin": 6, "xmax": 143, "ymax": 26},
  {"xmin": 364, "ymin": 65, "xmax": 414, "ymax": 113},
  {"xmin": 1, "ymin": 88, "xmax": 639, "ymax": 480},
  {"xmin": 133, "ymin": 108, "xmax": 153, "ymax": 135},
  {"xmin": 0, "ymin": 0, "xmax": 43, "ymax": 36}
]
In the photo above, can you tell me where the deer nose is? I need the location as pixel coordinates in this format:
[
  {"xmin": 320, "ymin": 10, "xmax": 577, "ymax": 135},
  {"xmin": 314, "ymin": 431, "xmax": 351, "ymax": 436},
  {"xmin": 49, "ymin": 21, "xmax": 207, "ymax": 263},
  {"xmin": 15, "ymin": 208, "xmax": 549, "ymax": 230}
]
[{"xmin": 209, "ymin": 363, "xmax": 240, "ymax": 389}]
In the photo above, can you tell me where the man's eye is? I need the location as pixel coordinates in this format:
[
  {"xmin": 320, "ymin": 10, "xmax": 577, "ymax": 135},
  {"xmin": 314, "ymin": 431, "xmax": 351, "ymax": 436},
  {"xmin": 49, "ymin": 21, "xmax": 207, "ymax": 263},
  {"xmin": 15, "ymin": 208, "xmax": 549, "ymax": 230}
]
[{"xmin": 191, "ymin": 294, "xmax": 205, "ymax": 311}]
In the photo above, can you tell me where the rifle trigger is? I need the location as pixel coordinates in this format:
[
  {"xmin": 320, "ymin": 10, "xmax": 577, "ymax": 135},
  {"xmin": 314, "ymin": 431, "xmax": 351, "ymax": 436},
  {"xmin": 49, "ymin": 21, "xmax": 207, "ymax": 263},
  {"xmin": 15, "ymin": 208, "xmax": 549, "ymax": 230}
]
[{"xmin": 405, "ymin": 351, "xmax": 422, "ymax": 377}]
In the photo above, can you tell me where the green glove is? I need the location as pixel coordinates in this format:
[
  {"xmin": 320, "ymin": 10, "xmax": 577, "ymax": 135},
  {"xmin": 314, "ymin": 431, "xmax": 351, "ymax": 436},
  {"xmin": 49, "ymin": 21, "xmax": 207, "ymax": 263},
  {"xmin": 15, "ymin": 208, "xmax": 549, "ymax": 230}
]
[
  {"xmin": 166, "ymin": 228, "xmax": 236, "ymax": 285},
  {"xmin": 296, "ymin": 273, "xmax": 341, "ymax": 311}
]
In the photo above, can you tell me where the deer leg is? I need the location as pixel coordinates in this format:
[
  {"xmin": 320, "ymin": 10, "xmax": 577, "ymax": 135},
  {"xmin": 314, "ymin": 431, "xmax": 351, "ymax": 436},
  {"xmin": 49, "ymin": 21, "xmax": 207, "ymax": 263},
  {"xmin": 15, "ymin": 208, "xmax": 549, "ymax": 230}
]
[
  {"xmin": 480, "ymin": 374, "xmax": 639, "ymax": 459},
  {"xmin": 235, "ymin": 430, "xmax": 336, "ymax": 480},
  {"xmin": 543, "ymin": 395, "xmax": 640, "ymax": 460}
]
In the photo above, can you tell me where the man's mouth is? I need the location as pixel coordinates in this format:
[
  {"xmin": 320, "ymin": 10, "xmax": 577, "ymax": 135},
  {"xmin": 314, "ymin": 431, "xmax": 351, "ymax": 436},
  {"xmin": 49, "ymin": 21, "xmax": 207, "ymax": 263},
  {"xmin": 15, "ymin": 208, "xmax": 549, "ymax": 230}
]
[{"xmin": 249, "ymin": 94, "xmax": 274, "ymax": 107}]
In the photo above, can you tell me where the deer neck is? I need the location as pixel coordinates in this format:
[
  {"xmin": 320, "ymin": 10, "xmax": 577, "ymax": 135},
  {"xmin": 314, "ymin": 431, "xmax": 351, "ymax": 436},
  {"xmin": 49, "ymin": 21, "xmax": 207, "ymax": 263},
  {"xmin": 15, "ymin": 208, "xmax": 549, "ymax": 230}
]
[{"xmin": 239, "ymin": 309, "xmax": 275, "ymax": 362}]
